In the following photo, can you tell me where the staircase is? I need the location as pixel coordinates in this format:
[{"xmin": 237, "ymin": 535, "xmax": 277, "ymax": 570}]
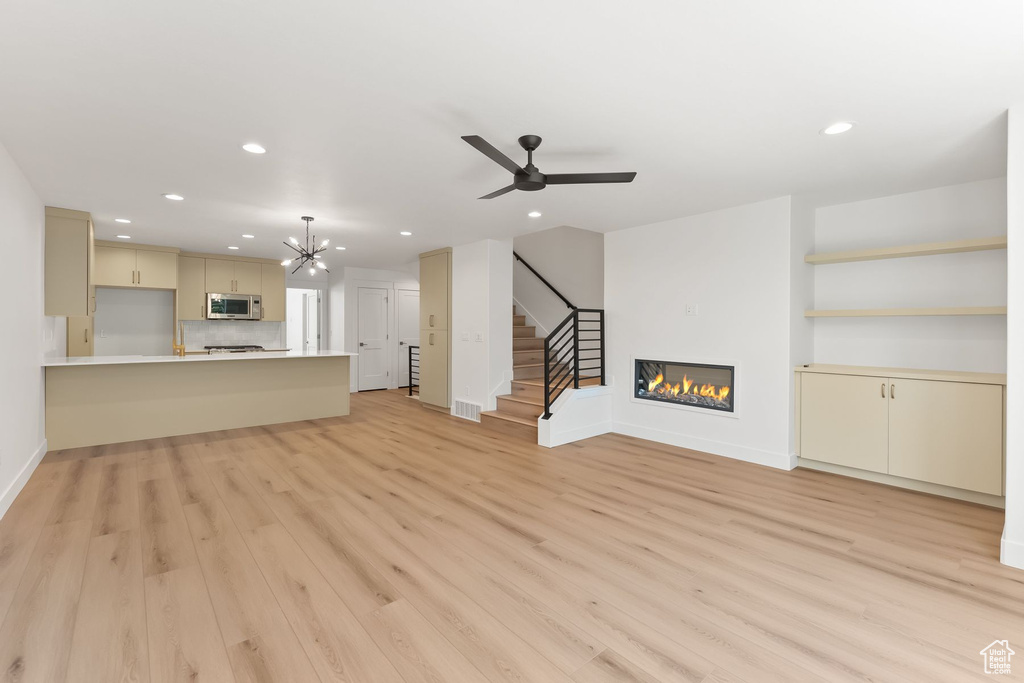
[{"xmin": 481, "ymin": 305, "xmax": 600, "ymax": 433}]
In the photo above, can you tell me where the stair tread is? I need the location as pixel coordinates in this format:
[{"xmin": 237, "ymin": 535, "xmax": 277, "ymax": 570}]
[
  {"xmin": 481, "ymin": 410, "xmax": 537, "ymax": 427},
  {"xmin": 497, "ymin": 394, "xmax": 544, "ymax": 406}
]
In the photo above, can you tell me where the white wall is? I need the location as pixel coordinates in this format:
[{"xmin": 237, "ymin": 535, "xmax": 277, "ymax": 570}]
[
  {"xmin": 286, "ymin": 288, "xmax": 306, "ymax": 351},
  {"xmin": 0, "ymin": 141, "xmax": 48, "ymax": 517},
  {"xmin": 451, "ymin": 239, "xmax": 513, "ymax": 414},
  {"xmin": 812, "ymin": 179, "xmax": 1007, "ymax": 373},
  {"xmin": 605, "ymin": 197, "xmax": 796, "ymax": 469},
  {"xmin": 1003, "ymin": 107, "xmax": 1024, "ymax": 570},
  {"xmin": 513, "ymin": 225, "xmax": 603, "ymax": 333},
  {"xmin": 94, "ymin": 288, "xmax": 174, "ymax": 356},
  {"xmin": 789, "ymin": 197, "xmax": 816, "ymax": 454}
]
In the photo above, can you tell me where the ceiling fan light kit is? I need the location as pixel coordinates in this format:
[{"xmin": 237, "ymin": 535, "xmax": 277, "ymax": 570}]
[
  {"xmin": 462, "ymin": 134, "xmax": 637, "ymax": 199},
  {"xmin": 281, "ymin": 216, "xmax": 329, "ymax": 275}
]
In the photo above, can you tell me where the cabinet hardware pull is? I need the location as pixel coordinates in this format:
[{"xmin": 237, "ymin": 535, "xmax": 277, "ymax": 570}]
[
  {"xmin": 132, "ymin": 271, "xmax": 135, "ymax": 284},
  {"xmin": 891, "ymin": 384, "xmax": 895, "ymax": 399},
  {"xmin": 429, "ymin": 333, "xmax": 435, "ymax": 345},
  {"xmin": 137, "ymin": 270, "xmax": 141, "ymax": 285},
  {"xmin": 881, "ymin": 382, "xmax": 885, "ymax": 398},
  {"xmin": 84, "ymin": 329, "xmax": 88, "ymax": 343},
  {"xmin": 429, "ymin": 314, "xmax": 435, "ymax": 327}
]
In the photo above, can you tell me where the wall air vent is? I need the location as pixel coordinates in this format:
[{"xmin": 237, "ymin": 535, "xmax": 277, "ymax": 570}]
[{"xmin": 453, "ymin": 399, "xmax": 482, "ymax": 422}]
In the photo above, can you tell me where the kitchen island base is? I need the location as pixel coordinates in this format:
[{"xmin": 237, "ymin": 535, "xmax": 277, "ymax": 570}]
[{"xmin": 45, "ymin": 355, "xmax": 350, "ymax": 450}]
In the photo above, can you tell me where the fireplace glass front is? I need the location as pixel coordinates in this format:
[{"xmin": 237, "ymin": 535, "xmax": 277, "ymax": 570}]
[{"xmin": 635, "ymin": 359, "xmax": 735, "ymax": 413}]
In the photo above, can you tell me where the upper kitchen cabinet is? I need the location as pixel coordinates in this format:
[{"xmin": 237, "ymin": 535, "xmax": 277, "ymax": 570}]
[
  {"xmin": 44, "ymin": 207, "xmax": 95, "ymax": 317},
  {"xmin": 94, "ymin": 242, "xmax": 178, "ymax": 290},
  {"xmin": 177, "ymin": 256, "xmax": 207, "ymax": 321},
  {"xmin": 260, "ymin": 263, "xmax": 286, "ymax": 322},
  {"xmin": 206, "ymin": 258, "xmax": 261, "ymax": 294}
]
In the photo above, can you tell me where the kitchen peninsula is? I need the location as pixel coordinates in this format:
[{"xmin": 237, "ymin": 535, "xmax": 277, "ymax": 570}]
[{"xmin": 43, "ymin": 350, "xmax": 353, "ymax": 450}]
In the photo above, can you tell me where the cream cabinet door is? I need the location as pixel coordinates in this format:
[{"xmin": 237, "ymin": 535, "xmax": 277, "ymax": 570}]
[
  {"xmin": 177, "ymin": 256, "xmax": 207, "ymax": 321},
  {"xmin": 205, "ymin": 259, "xmax": 235, "ymax": 293},
  {"xmin": 94, "ymin": 246, "xmax": 137, "ymax": 287},
  {"xmin": 888, "ymin": 379, "xmax": 1003, "ymax": 495},
  {"xmin": 419, "ymin": 252, "xmax": 449, "ymax": 330},
  {"xmin": 800, "ymin": 373, "xmax": 889, "ymax": 473},
  {"xmin": 233, "ymin": 261, "xmax": 263, "ymax": 295},
  {"xmin": 418, "ymin": 329, "xmax": 449, "ymax": 407},
  {"xmin": 67, "ymin": 316, "xmax": 93, "ymax": 357},
  {"xmin": 44, "ymin": 211, "xmax": 93, "ymax": 317},
  {"xmin": 136, "ymin": 250, "xmax": 177, "ymax": 290},
  {"xmin": 260, "ymin": 263, "xmax": 286, "ymax": 321}
]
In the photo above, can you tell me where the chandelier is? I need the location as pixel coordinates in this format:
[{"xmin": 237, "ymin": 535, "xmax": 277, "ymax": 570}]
[{"xmin": 281, "ymin": 216, "xmax": 329, "ymax": 276}]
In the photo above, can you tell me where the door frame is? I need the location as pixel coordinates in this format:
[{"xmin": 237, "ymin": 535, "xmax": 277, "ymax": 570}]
[
  {"xmin": 348, "ymin": 277, "xmax": 419, "ymax": 392},
  {"xmin": 395, "ymin": 288, "xmax": 420, "ymax": 388}
]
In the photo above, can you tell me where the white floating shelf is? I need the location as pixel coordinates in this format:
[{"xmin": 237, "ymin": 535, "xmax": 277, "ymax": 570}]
[
  {"xmin": 805, "ymin": 236, "xmax": 1007, "ymax": 265},
  {"xmin": 805, "ymin": 306, "xmax": 1007, "ymax": 318}
]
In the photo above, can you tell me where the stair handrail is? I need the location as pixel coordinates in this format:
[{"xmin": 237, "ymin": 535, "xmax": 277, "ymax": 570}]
[
  {"xmin": 542, "ymin": 307, "xmax": 605, "ymax": 419},
  {"xmin": 513, "ymin": 251, "xmax": 576, "ymax": 310}
]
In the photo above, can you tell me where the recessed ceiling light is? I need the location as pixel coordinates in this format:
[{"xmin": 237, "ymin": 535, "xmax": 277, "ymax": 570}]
[
  {"xmin": 335, "ymin": 246, "xmax": 346, "ymax": 250},
  {"xmin": 821, "ymin": 121, "xmax": 855, "ymax": 136},
  {"xmin": 115, "ymin": 218, "xmax": 131, "ymax": 224},
  {"xmin": 241, "ymin": 234, "xmax": 254, "ymax": 239},
  {"xmin": 528, "ymin": 211, "xmax": 542, "ymax": 218},
  {"xmin": 242, "ymin": 143, "xmax": 266, "ymax": 154},
  {"xmin": 228, "ymin": 246, "xmax": 239, "ymax": 250},
  {"xmin": 116, "ymin": 235, "xmax": 131, "ymax": 239},
  {"xmin": 400, "ymin": 231, "xmax": 412, "ymax": 236},
  {"xmin": 163, "ymin": 193, "xmax": 184, "ymax": 201}
]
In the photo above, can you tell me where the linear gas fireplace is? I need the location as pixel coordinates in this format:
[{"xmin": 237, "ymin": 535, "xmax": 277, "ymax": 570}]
[{"xmin": 635, "ymin": 358, "xmax": 735, "ymax": 413}]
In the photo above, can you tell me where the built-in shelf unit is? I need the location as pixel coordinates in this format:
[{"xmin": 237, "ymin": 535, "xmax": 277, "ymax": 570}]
[{"xmin": 804, "ymin": 234, "xmax": 1007, "ymax": 318}]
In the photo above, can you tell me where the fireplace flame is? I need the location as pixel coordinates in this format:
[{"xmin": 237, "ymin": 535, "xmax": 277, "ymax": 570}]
[{"xmin": 645, "ymin": 373, "xmax": 730, "ymax": 403}]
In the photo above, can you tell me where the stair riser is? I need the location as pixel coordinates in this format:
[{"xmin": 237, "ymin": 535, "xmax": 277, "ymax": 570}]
[
  {"xmin": 481, "ymin": 412, "xmax": 537, "ymax": 432},
  {"xmin": 513, "ymin": 365, "xmax": 544, "ymax": 379},
  {"xmin": 511, "ymin": 382, "xmax": 544, "ymax": 401},
  {"xmin": 513, "ymin": 349, "xmax": 544, "ymax": 365},
  {"xmin": 513, "ymin": 315, "xmax": 526, "ymax": 327},
  {"xmin": 513, "ymin": 326, "xmax": 537, "ymax": 338},
  {"xmin": 514, "ymin": 338, "xmax": 544, "ymax": 351},
  {"xmin": 496, "ymin": 397, "xmax": 543, "ymax": 420}
]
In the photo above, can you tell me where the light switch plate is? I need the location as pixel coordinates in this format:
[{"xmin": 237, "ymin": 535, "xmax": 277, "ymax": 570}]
[
  {"xmin": 461, "ymin": 332, "xmax": 469, "ymax": 341},
  {"xmin": 475, "ymin": 332, "xmax": 483, "ymax": 342},
  {"xmin": 686, "ymin": 304, "xmax": 698, "ymax": 316}
]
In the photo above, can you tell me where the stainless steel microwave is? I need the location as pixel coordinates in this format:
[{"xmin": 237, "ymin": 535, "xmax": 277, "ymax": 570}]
[{"xmin": 207, "ymin": 292, "xmax": 262, "ymax": 320}]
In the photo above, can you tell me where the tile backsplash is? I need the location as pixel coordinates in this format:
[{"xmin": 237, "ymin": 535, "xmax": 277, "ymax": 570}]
[{"xmin": 181, "ymin": 321, "xmax": 286, "ymax": 351}]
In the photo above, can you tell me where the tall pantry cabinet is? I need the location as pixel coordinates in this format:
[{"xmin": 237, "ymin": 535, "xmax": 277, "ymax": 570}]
[{"xmin": 418, "ymin": 248, "xmax": 452, "ymax": 409}]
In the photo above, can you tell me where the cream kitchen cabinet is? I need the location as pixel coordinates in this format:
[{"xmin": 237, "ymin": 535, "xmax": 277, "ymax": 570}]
[
  {"xmin": 206, "ymin": 259, "xmax": 262, "ymax": 294},
  {"xmin": 796, "ymin": 365, "xmax": 1006, "ymax": 499},
  {"xmin": 66, "ymin": 316, "xmax": 94, "ymax": 357},
  {"xmin": 45, "ymin": 207, "xmax": 95, "ymax": 317},
  {"xmin": 260, "ymin": 263, "xmax": 286, "ymax": 322},
  {"xmin": 177, "ymin": 256, "xmax": 207, "ymax": 321},
  {"xmin": 95, "ymin": 244, "xmax": 177, "ymax": 290},
  {"xmin": 418, "ymin": 248, "xmax": 452, "ymax": 409}
]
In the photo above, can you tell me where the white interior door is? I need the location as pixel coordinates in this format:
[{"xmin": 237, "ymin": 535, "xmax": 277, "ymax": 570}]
[
  {"xmin": 304, "ymin": 292, "xmax": 320, "ymax": 352},
  {"xmin": 397, "ymin": 289, "xmax": 420, "ymax": 387},
  {"xmin": 357, "ymin": 287, "xmax": 389, "ymax": 390}
]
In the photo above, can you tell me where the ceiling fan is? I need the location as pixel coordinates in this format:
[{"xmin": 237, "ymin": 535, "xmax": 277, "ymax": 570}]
[{"xmin": 462, "ymin": 134, "xmax": 637, "ymax": 199}]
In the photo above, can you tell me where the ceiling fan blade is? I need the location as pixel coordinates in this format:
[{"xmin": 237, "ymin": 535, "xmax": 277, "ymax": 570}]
[
  {"xmin": 545, "ymin": 172, "xmax": 637, "ymax": 185},
  {"xmin": 462, "ymin": 136, "xmax": 524, "ymax": 175},
  {"xmin": 478, "ymin": 184, "xmax": 517, "ymax": 200}
]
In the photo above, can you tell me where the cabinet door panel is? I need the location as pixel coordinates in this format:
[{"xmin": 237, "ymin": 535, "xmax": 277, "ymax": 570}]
[
  {"xmin": 418, "ymin": 329, "xmax": 449, "ymax": 408},
  {"xmin": 888, "ymin": 379, "xmax": 1003, "ymax": 495},
  {"xmin": 800, "ymin": 373, "xmax": 889, "ymax": 473},
  {"xmin": 233, "ymin": 261, "xmax": 263, "ymax": 295},
  {"xmin": 177, "ymin": 256, "xmax": 207, "ymax": 321},
  {"xmin": 45, "ymin": 213, "xmax": 92, "ymax": 316},
  {"xmin": 136, "ymin": 250, "xmax": 177, "ymax": 289},
  {"xmin": 205, "ymin": 259, "xmax": 234, "ymax": 293},
  {"xmin": 419, "ymin": 252, "xmax": 449, "ymax": 330},
  {"xmin": 260, "ymin": 263, "xmax": 286, "ymax": 322},
  {"xmin": 67, "ymin": 316, "xmax": 93, "ymax": 357},
  {"xmin": 94, "ymin": 246, "xmax": 137, "ymax": 287}
]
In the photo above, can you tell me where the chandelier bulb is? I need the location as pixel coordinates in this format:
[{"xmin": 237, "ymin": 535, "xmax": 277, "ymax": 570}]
[
  {"xmin": 281, "ymin": 259, "xmax": 292, "ymax": 266},
  {"xmin": 290, "ymin": 236, "xmax": 299, "ymax": 246},
  {"xmin": 316, "ymin": 261, "xmax": 326, "ymax": 269},
  {"xmin": 309, "ymin": 267, "xmax": 315, "ymax": 276},
  {"xmin": 321, "ymin": 239, "xmax": 330, "ymax": 247}
]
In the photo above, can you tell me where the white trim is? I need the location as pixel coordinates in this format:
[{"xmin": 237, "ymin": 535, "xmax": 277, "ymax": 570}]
[
  {"xmin": 539, "ymin": 385, "xmax": 614, "ymax": 448},
  {"xmin": 630, "ymin": 354, "xmax": 741, "ymax": 419},
  {"xmin": 611, "ymin": 421, "xmax": 792, "ymax": 470},
  {"xmin": 1001, "ymin": 528, "xmax": 1024, "ymax": 570},
  {"xmin": 0, "ymin": 439, "xmax": 47, "ymax": 520}
]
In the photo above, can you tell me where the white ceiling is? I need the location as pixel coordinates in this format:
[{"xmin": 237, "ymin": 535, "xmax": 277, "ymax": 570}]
[{"xmin": 1, "ymin": 1, "xmax": 1021, "ymax": 268}]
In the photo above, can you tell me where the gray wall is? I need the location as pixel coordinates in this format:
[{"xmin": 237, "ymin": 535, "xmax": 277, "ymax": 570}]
[{"xmin": 512, "ymin": 225, "xmax": 604, "ymax": 333}]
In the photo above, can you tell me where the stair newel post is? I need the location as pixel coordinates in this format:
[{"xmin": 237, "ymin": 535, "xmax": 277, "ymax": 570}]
[
  {"xmin": 572, "ymin": 309, "xmax": 580, "ymax": 389},
  {"xmin": 599, "ymin": 310, "xmax": 606, "ymax": 386},
  {"xmin": 543, "ymin": 339, "xmax": 551, "ymax": 419}
]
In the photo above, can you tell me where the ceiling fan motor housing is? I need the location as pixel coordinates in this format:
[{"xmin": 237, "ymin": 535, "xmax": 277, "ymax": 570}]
[{"xmin": 515, "ymin": 169, "xmax": 546, "ymax": 191}]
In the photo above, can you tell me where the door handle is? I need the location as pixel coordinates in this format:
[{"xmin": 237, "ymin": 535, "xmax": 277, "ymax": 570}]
[
  {"xmin": 890, "ymin": 383, "xmax": 895, "ymax": 399},
  {"xmin": 359, "ymin": 342, "xmax": 366, "ymax": 347},
  {"xmin": 881, "ymin": 382, "xmax": 885, "ymax": 398},
  {"xmin": 400, "ymin": 341, "xmax": 406, "ymax": 345}
]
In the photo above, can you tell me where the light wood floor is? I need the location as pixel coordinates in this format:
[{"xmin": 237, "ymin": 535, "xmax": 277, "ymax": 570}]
[{"xmin": 0, "ymin": 389, "xmax": 1020, "ymax": 682}]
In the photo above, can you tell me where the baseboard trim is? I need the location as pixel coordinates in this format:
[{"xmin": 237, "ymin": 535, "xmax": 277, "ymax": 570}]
[
  {"xmin": 611, "ymin": 422, "xmax": 793, "ymax": 470},
  {"xmin": 540, "ymin": 420, "xmax": 612, "ymax": 448},
  {"xmin": 1001, "ymin": 530, "xmax": 1024, "ymax": 570},
  {"xmin": 0, "ymin": 439, "xmax": 47, "ymax": 520}
]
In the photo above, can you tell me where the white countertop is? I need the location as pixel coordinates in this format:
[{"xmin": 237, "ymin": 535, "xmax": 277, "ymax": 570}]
[{"xmin": 44, "ymin": 349, "xmax": 356, "ymax": 368}]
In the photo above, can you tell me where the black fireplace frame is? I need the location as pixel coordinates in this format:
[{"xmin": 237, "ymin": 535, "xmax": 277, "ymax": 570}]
[{"xmin": 634, "ymin": 358, "xmax": 736, "ymax": 414}]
